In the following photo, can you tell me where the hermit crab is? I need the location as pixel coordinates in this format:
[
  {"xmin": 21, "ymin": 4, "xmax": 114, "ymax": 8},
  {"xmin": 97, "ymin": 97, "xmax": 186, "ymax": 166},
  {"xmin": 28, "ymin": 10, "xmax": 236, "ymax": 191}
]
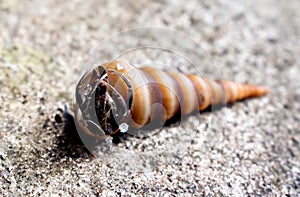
[{"xmin": 74, "ymin": 61, "xmax": 268, "ymax": 140}]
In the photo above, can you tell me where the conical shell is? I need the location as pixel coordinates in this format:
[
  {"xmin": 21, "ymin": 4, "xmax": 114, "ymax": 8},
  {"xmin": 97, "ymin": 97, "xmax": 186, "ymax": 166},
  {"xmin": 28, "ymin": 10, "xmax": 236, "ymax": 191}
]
[
  {"xmin": 103, "ymin": 61, "xmax": 268, "ymax": 128},
  {"xmin": 75, "ymin": 61, "xmax": 269, "ymax": 137}
]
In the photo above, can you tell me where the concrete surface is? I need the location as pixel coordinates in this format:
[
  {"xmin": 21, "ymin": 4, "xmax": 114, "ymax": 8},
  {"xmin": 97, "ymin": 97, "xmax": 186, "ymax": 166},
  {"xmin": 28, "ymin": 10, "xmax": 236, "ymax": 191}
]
[{"xmin": 0, "ymin": 0, "xmax": 300, "ymax": 196}]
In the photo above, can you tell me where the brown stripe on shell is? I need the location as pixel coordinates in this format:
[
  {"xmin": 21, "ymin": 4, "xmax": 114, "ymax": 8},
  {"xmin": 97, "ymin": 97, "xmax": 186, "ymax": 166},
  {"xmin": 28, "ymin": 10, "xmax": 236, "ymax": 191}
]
[
  {"xmin": 141, "ymin": 67, "xmax": 180, "ymax": 120},
  {"xmin": 128, "ymin": 70, "xmax": 164, "ymax": 128},
  {"xmin": 203, "ymin": 79, "xmax": 225, "ymax": 105},
  {"xmin": 140, "ymin": 70, "xmax": 165, "ymax": 126},
  {"xmin": 167, "ymin": 71, "xmax": 198, "ymax": 115},
  {"xmin": 187, "ymin": 75, "xmax": 211, "ymax": 110}
]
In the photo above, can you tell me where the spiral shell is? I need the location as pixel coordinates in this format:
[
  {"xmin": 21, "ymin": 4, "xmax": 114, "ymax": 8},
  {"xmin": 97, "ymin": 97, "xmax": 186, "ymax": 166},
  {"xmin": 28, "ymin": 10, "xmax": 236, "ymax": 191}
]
[{"xmin": 75, "ymin": 61, "xmax": 268, "ymax": 138}]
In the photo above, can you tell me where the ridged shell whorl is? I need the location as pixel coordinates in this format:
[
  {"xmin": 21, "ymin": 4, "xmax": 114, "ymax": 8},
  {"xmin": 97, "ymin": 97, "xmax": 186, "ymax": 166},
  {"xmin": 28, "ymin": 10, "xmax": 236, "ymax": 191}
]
[{"xmin": 75, "ymin": 61, "xmax": 268, "ymax": 138}]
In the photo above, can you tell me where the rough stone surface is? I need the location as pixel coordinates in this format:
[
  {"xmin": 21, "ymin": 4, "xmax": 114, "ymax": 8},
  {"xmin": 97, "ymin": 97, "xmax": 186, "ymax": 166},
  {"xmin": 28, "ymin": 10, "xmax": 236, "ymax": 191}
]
[{"xmin": 0, "ymin": 0, "xmax": 299, "ymax": 196}]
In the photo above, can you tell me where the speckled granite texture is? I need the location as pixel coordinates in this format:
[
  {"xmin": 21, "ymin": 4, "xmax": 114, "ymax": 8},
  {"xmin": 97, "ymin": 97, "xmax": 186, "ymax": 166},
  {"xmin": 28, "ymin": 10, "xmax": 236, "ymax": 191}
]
[{"xmin": 0, "ymin": 0, "xmax": 299, "ymax": 196}]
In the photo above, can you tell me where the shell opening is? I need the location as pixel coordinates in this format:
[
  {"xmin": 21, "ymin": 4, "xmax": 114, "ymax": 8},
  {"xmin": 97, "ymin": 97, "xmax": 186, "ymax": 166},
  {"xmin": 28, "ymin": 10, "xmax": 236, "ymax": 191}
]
[{"xmin": 75, "ymin": 65, "xmax": 131, "ymax": 138}]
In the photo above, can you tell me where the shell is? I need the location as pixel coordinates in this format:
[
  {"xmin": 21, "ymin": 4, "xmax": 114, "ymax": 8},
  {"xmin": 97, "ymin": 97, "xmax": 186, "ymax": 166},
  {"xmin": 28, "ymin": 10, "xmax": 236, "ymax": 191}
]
[{"xmin": 75, "ymin": 61, "xmax": 268, "ymax": 138}]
